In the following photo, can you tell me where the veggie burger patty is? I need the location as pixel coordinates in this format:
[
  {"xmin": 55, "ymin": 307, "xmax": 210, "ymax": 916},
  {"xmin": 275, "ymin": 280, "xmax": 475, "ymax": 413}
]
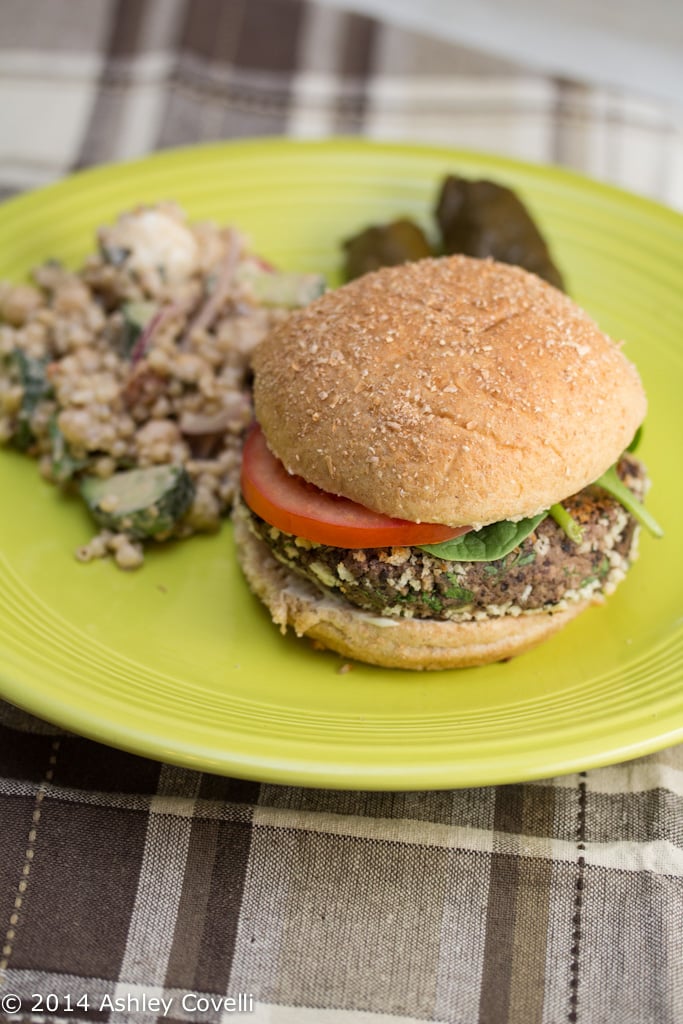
[{"xmin": 244, "ymin": 455, "xmax": 645, "ymax": 622}]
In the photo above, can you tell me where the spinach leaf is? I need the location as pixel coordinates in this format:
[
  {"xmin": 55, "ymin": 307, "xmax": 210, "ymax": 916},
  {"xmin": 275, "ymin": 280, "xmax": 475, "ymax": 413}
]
[
  {"xmin": 419, "ymin": 512, "xmax": 547, "ymax": 562},
  {"xmin": 596, "ymin": 464, "xmax": 663, "ymax": 538}
]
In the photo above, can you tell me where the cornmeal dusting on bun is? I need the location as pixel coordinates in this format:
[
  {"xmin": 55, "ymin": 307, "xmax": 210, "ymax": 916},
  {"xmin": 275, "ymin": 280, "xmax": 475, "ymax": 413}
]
[{"xmin": 252, "ymin": 256, "xmax": 645, "ymax": 527}]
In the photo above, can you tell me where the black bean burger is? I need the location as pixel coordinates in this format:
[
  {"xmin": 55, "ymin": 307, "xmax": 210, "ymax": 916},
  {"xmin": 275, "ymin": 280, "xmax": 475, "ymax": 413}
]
[{"xmin": 235, "ymin": 255, "xmax": 660, "ymax": 669}]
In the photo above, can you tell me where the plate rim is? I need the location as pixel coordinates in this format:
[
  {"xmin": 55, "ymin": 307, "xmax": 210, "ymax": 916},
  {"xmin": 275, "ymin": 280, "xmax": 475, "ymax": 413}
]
[
  {"xmin": 3, "ymin": 135, "xmax": 682, "ymax": 232},
  {"xmin": 1, "ymin": 136, "xmax": 682, "ymax": 789}
]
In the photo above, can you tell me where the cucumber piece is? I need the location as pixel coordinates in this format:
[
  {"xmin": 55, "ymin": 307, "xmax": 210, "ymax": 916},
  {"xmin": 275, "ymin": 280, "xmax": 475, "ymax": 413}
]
[
  {"xmin": 4, "ymin": 349, "xmax": 53, "ymax": 450},
  {"xmin": 80, "ymin": 464, "xmax": 195, "ymax": 539},
  {"xmin": 236, "ymin": 262, "xmax": 325, "ymax": 308},
  {"xmin": 48, "ymin": 419, "xmax": 89, "ymax": 483},
  {"xmin": 120, "ymin": 301, "xmax": 158, "ymax": 357}
]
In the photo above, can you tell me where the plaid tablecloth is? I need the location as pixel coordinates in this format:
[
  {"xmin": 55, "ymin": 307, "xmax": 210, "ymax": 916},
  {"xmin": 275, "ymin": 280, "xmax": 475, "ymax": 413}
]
[
  {"xmin": 1, "ymin": 702, "xmax": 682, "ymax": 1024},
  {"xmin": 1, "ymin": 3, "xmax": 682, "ymax": 1023}
]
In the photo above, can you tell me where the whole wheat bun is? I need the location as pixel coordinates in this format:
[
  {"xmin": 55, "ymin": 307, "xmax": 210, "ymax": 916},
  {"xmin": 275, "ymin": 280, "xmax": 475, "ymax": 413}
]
[
  {"xmin": 252, "ymin": 255, "xmax": 646, "ymax": 527},
  {"xmin": 233, "ymin": 503, "xmax": 592, "ymax": 670}
]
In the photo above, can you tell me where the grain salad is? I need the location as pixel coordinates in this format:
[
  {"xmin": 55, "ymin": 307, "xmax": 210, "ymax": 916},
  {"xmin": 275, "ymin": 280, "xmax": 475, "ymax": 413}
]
[{"xmin": 0, "ymin": 203, "xmax": 324, "ymax": 568}]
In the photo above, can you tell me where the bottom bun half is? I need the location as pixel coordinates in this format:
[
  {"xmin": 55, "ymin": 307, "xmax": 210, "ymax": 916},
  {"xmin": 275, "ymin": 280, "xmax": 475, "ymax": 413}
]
[{"xmin": 233, "ymin": 503, "xmax": 594, "ymax": 671}]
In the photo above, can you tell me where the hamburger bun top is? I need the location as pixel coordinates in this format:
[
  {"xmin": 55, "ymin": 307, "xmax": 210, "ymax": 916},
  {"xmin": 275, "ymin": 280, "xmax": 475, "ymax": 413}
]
[{"xmin": 252, "ymin": 256, "xmax": 646, "ymax": 527}]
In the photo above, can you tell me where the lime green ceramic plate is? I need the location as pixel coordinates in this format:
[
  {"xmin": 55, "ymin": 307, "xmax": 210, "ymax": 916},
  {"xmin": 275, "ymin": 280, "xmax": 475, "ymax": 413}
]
[{"xmin": 0, "ymin": 139, "xmax": 681, "ymax": 789}]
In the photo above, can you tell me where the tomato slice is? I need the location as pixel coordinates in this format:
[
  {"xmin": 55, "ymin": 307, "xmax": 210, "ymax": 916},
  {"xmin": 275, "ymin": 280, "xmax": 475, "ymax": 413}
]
[{"xmin": 240, "ymin": 424, "xmax": 471, "ymax": 548}]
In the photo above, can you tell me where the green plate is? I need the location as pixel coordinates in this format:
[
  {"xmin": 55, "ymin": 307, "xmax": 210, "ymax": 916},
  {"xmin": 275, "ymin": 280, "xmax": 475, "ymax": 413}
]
[{"xmin": 0, "ymin": 139, "xmax": 681, "ymax": 789}]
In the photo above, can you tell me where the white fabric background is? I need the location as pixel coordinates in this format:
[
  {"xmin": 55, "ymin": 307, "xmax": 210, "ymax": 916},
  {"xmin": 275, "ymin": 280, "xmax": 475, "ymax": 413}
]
[{"xmin": 315, "ymin": 0, "xmax": 683, "ymax": 104}]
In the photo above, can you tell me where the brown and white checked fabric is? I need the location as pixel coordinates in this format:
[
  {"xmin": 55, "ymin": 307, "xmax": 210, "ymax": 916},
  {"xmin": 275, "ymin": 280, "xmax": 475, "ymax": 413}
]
[
  {"xmin": 1, "ymin": 2, "xmax": 683, "ymax": 1022},
  {"xmin": 0, "ymin": 0, "xmax": 682, "ymax": 207},
  {"xmin": 0, "ymin": 701, "xmax": 682, "ymax": 1024}
]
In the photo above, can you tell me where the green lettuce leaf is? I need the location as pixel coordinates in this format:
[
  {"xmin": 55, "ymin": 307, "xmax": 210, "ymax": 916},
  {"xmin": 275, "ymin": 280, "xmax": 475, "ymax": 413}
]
[{"xmin": 418, "ymin": 512, "xmax": 547, "ymax": 562}]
